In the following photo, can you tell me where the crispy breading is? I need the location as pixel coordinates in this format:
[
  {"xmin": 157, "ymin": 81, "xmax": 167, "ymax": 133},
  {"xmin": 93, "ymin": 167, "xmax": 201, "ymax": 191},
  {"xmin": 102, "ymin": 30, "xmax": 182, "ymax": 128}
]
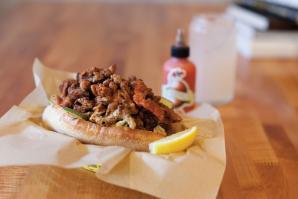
[
  {"xmin": 58, "ymin": 65, "xmax": 181, "ymax": 132},
  {"xmin": 132, "ymin": 80, "xmax": 181, "ymax": 123}
]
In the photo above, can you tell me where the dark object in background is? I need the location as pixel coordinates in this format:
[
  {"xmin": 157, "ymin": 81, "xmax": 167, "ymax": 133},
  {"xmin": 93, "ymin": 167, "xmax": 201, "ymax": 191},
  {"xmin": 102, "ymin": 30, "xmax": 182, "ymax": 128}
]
[
  {"xmin": 236, "ymin": 0, "xmax": 298, "ymax": 24},
  {"xmin": 262, "ymin": 0, "xmax": 298, "ymax": 10},
  {"xmin": 235, "ymin": 0, "xmax": 298, "ymax": 30},
  {"xmin": 227, "ymin": 0, "xmax": 298, "ymax": 58}
]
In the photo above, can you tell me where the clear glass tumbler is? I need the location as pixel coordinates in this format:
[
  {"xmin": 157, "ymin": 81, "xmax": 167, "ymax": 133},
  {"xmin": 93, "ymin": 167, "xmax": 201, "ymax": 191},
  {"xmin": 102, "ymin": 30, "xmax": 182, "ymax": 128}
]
[{"xmin": 189, "ymin": 14, "xmax": 237, "ymax": 104}]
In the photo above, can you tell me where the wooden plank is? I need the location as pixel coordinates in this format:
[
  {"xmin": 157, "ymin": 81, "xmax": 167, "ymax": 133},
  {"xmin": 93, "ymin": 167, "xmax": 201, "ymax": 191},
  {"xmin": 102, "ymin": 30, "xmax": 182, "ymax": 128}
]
[{"xmin": 14, "ymin": 166, "xmax": 155, "ymax": 199}]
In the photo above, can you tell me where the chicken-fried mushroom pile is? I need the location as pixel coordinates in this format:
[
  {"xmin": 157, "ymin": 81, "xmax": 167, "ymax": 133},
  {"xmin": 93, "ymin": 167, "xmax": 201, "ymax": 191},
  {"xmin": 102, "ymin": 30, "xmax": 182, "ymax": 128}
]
[{"xmin": 57, "ymin": 65, "xmax": 181, "ymax": 133}]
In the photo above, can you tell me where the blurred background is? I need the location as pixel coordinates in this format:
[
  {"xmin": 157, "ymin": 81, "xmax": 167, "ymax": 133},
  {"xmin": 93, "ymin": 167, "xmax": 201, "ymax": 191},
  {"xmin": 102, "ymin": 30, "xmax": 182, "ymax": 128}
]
[
  {"xmin": 0, "ymin": 0, "xmax": 231, "ymax": 11},
  {"xmin": 1, "ymin": 0, "xmax": 297, "ymax": 59},
  {"xmin": 0, "ymin": 0, "xmax": 297, "ymax": 115}
]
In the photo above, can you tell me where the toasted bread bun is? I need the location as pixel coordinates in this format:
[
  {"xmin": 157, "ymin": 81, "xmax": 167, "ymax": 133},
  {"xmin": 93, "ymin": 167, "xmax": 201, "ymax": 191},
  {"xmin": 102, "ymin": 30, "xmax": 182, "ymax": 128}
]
[{"xmin": 42, "ymin": 103, "xmax": 166, "ymax": 151}]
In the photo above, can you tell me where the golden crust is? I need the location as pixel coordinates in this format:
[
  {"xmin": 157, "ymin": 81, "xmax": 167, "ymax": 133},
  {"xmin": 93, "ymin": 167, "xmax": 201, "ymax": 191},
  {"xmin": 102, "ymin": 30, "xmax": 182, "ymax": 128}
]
[{"xmin": 42, "ymin": 104, "xmax": 165, "ymax": 151}]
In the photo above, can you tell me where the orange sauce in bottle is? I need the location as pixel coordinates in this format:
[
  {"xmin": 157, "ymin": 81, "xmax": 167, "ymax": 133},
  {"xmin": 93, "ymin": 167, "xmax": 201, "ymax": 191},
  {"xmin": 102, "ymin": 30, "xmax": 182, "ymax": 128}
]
[{"xmin": 162, "ymin": 29, "xmax": 196, "ymax": 112}]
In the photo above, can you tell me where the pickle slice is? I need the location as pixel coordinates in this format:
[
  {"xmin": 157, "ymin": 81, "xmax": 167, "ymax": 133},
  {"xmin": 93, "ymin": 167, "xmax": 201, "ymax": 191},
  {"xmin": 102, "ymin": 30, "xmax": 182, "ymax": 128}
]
[
  {"xmin": 47, "ymin": 97, "xmax": 88, "ymax": 120},
  {"xmin": 63, "ymin": 107, "xmax": 89, "ymax": 120},
  {"xmin": 82, "ymin": 164, "xmax": 101, "ymax": 173},
  {"xmin": 160, "ymin": 97, "xmax": 174, "ymax": 109}
]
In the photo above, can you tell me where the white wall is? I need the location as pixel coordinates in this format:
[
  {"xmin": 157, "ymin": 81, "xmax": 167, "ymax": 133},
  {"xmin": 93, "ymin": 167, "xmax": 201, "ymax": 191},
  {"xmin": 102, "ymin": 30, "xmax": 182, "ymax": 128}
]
[{"xmin": 3, "ymin": 0, "xmax": 232, "ymax": 4}]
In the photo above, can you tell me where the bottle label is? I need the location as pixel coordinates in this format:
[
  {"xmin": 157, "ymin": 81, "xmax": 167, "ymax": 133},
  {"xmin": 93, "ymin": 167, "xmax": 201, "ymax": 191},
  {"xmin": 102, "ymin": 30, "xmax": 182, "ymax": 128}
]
[{"xmin": 162, "ymin": 67, "xmax": 194, "ymax": 111}]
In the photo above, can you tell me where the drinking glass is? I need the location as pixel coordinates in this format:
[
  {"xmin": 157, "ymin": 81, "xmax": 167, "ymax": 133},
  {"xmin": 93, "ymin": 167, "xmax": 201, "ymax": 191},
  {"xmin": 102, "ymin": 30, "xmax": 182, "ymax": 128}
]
[{"xmin": 189, "ymin": 14, "xmax": 237, "ymax": 104}]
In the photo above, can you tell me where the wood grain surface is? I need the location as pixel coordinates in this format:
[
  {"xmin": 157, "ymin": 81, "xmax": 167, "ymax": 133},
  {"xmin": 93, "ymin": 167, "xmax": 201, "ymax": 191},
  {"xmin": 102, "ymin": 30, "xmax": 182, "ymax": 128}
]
[{"xmin": 0, "ymin": 2, "xmax": 298, "ymax": 199}]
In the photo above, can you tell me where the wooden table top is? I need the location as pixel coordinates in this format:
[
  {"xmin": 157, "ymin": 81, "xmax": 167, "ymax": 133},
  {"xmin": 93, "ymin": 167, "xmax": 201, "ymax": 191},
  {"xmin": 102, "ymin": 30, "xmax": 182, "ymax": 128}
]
[{"xmin": 0, "ymin": 2, "xmax": 298, "ymax": 199}]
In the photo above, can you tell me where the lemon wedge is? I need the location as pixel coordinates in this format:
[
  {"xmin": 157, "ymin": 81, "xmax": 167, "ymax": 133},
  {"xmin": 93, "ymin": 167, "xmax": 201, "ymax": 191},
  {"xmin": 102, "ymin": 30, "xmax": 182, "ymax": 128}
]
[{"xmin": 149, "ymin": 126, "xmax": 198, "ymax": 154}]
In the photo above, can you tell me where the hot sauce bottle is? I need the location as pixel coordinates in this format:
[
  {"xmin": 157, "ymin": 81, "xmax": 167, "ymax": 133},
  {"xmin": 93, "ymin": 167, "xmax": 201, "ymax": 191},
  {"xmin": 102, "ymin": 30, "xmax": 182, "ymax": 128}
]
[{"xmin": 162, "ymin": 29, "xmax": 196, "ymax": 112}]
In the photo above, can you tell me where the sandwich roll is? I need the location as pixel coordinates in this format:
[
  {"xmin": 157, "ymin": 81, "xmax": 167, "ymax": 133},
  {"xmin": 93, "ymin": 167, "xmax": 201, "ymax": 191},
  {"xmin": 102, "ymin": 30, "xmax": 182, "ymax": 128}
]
[{"xmin": 42, "ymin": 103, "xmax": 166, "ymax": 151}]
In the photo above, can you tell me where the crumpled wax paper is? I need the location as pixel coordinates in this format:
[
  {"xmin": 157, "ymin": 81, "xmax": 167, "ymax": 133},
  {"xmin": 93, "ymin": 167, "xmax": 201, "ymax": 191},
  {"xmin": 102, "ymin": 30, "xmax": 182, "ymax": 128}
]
[{"xmin": 0, "ymin": 59, "xmax": 226, "ymax": 199}]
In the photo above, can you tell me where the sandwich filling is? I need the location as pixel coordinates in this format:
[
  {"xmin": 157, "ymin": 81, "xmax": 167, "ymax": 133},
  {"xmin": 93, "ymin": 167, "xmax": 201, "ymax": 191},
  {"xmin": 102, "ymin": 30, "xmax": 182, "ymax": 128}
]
[{"xmin": 56, "ymin": 65, "xmax": 182, "ymax": 133}]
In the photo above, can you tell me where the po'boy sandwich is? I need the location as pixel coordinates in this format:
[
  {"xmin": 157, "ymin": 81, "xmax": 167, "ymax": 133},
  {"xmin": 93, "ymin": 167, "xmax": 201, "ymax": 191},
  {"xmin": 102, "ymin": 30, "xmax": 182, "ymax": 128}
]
[{"xmin": 42, "ymin": 65, "xmax": 184, "ymax": 151}]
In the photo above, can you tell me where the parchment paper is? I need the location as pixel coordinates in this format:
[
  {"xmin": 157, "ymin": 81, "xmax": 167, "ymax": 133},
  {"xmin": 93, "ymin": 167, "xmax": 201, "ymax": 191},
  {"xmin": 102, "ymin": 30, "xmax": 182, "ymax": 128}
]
[{"xmin": 0, "ymin": 59, "xmax": 226, "ymax": 199}]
